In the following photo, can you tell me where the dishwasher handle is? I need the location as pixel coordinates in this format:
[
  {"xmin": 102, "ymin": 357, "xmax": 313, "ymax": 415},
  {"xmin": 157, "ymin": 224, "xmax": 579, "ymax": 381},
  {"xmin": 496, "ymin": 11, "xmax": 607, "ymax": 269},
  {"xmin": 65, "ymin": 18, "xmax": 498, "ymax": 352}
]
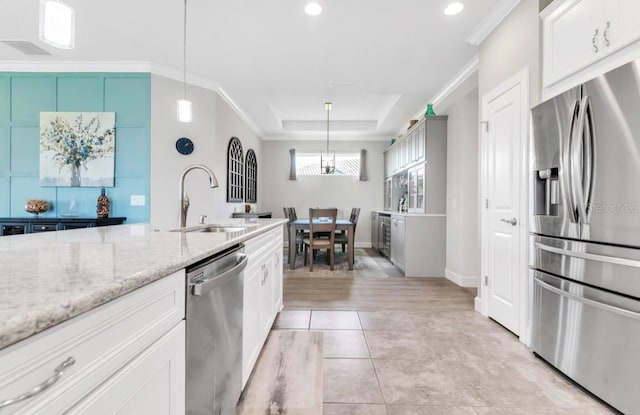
[{"xmin": 191, "ymin": 253, "xmax": 248, "ymax": 296}]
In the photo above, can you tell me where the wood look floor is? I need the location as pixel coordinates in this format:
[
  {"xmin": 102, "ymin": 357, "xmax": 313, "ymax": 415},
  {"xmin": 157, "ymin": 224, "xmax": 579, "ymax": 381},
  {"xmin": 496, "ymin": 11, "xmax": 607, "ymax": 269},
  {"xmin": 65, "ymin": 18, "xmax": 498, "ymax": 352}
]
[
  {"xmin": 284, "ymin": 277, "xmax": 476, "ymax": 311},
  {"xmin": 284, "ymin": 247, "xmax": 476, "ymax": 311}
]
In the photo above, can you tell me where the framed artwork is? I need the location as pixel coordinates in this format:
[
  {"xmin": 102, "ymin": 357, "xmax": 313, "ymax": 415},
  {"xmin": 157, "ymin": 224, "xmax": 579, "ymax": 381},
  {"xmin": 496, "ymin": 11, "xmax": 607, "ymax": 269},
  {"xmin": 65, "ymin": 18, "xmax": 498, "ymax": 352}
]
[{"xmin": 39, "ymin": 112, "xmax": 116, "ymax": 187}]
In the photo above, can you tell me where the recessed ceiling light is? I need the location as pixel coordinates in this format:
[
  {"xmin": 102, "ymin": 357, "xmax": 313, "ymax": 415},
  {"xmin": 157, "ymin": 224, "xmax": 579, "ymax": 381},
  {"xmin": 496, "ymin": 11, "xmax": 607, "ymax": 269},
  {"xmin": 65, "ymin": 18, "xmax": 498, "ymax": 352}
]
[
  {"xmin": 305, "ymin": 2, "xmax": 323, "ymax": 16},
  {"xmin": 444, "ymin": 2, "xmax": 464, "ymax": 16}
]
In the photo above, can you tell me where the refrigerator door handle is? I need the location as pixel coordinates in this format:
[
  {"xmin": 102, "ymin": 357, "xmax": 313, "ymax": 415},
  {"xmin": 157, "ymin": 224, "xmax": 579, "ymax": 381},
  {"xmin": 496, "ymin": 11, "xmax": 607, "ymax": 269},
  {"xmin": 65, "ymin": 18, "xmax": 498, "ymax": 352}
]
[
  {"xmin": 573, "ymin": 95, "xmax": 595, "ymax": 225},
  {"xmin": 564, "ymin": 100, "xmax": 581, "ymax": 224},
  {"xmin": 535, "ymin": 241, "xmax": 640, "ymax": 268},
  {"xmin": 534, "ymin": 274, "xmax": 640, "ymax": 321}
]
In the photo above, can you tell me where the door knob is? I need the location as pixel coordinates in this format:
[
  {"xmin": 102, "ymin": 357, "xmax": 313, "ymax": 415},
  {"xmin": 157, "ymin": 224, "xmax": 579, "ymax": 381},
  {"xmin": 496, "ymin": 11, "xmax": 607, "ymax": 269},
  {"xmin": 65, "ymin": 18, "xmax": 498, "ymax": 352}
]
[{"xmin": 500, "ymin": 218, "xmax": 518, "ymax": 226}]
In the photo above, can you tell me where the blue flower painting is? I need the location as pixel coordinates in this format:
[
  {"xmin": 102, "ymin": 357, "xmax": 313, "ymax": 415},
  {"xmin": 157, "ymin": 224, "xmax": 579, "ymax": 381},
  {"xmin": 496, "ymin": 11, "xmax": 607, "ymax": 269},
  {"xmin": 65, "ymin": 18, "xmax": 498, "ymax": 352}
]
[{"xmin": 39, "ymin": 112, "xmax": 115, "ymax": 187}]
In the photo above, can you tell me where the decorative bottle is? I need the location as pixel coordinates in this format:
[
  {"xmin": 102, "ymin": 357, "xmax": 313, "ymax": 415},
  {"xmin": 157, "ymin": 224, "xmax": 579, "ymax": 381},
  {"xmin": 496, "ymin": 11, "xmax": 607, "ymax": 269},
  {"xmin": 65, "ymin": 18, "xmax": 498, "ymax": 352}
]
[{"xmin": 97, "ymin": 188, "xmax": 110, "ymax": 218}]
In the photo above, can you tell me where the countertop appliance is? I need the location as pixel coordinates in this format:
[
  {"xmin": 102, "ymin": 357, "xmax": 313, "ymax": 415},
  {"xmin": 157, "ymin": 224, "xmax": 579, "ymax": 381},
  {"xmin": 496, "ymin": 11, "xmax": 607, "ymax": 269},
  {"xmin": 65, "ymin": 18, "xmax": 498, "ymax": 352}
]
[
  {"xmin": 531, "ymin": 59, "xmax": 640, "ymax": 414},
  {"xmin": 186, "ymin": 244, "xmax": 248, "ymax": 415}
]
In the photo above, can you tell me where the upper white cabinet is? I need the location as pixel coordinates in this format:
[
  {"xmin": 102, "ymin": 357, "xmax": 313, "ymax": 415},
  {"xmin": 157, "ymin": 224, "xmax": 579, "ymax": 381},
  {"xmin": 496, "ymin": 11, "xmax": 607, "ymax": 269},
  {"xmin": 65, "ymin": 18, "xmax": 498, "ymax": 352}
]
[{"xmin": 542, "ymin": 0, "xmax": 640, "ymax": 96}]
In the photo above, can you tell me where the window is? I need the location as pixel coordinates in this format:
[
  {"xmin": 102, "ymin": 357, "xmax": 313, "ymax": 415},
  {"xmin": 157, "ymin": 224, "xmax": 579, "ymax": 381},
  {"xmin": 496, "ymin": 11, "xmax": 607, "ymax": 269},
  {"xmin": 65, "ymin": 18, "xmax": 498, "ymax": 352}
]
[
  {"xmin": 296, "ymin": 151, "xmax": 361, "ymax": 176},
  {"xmin": 245, "ymin": 149, "xmax": 257, "ymax": 203},
  {"xmin": 227, "ymin": 137, "xmax": 244, "ymax": 202}
]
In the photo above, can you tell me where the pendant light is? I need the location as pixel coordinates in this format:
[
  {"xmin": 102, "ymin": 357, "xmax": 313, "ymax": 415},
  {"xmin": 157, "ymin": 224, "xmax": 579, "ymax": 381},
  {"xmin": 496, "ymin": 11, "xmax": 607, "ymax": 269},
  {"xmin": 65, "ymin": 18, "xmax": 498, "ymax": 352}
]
[
  {"xmin": 39, "ymin": 0, "xmax": 75, "ymax": 50},
  {"xmin": 177, "ymin": 0, "xmax": 192, "ymax": 123},
  {"xmin": 321, "ymin": 102, "xmax": 335, "ymax": 174}
]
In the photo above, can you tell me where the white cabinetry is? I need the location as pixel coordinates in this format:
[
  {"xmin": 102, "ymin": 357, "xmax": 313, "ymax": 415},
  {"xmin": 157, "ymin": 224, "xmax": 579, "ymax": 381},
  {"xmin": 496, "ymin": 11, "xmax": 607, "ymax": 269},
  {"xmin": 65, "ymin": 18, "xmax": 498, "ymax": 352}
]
[
  {"xmin": 542, "ymin": 0, "xmax": 640, "ymax": 97},
  {"xmin": 242, "ymin": 227, "xmax": 284, "ymax": 388},
  {"xmin": 0, "ymin": 271, "xmax": 186, "ymax": 414},
  {"xmin": 69, "ymin": 322, "xmax": 185, "ymax": 415}
]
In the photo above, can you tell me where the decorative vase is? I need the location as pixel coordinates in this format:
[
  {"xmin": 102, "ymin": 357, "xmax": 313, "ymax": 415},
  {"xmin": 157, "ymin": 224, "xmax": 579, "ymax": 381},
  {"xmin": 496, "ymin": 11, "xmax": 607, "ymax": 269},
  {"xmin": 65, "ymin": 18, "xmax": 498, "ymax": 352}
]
[
  {"xmin": 24, "ymin": 199, "xmax": 49, "ymax": 217},
  {"xmin": 245, "ymin": 204, "xmax": 251, "ymax": 213},
  {"xmin": 97, "ymin": 188, "xmax": 110, "ymax": 218},
  {"xmin": 425, "ymin": 103, "xmax": 436, "ymax": 116}
]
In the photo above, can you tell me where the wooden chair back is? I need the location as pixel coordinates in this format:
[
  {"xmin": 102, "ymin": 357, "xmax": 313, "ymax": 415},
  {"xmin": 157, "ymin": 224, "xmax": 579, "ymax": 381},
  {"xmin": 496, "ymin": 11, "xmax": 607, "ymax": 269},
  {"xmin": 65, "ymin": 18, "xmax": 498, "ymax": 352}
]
[
  {"xmin": 308, "ymin": 208, "xmax": 337, "ymax": 242},
  {"xmin": 350, "ymin": 208, "xmax": 361, "ymax": 232}
]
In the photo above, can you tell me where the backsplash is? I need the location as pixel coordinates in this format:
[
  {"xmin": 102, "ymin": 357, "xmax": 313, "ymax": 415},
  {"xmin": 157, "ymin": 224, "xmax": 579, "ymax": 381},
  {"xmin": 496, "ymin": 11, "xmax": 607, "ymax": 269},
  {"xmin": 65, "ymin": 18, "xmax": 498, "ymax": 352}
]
[{"xmin": 0, "ymin": 72, "xmax": 150, "ymax": 223}]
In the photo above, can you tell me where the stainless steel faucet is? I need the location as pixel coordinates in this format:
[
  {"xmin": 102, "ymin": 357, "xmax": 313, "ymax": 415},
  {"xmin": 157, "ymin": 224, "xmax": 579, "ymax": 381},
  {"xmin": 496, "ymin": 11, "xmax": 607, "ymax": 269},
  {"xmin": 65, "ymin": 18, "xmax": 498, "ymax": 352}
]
[{"xmin": 179, "ymin": 164, "xmax": 219, "ymax": 227}]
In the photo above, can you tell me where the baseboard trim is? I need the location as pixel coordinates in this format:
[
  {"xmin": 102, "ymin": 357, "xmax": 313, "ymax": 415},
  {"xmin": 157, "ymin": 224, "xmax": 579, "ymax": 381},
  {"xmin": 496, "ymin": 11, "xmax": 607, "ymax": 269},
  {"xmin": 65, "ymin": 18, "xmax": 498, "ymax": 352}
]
[
  {"xmin": 474, "ymin": 296, "xmax": 482, "ymax": 312},
  {"xmin": 445, "ymin": 269, "xmax": 479, "ymax": 288}
]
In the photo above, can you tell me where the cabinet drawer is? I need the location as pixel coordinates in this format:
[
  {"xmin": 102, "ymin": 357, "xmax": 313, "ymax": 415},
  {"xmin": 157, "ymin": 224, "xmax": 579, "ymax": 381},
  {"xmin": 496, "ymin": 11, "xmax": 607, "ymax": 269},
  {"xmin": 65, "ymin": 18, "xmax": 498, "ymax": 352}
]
[
  {"xmin": 0, "ymin": 270, "xmax": 185, "ymax": 414},
  {"xmin": 30, "ymin": 223, "xmax": 59, "ymax": 233}
]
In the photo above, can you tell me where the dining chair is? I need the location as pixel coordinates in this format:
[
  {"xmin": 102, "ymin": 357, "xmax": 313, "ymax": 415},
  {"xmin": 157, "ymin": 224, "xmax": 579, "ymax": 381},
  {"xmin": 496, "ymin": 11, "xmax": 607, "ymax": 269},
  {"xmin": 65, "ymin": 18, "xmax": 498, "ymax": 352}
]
[
  {"xmin": 303, "ymin": 208, "xmax": 337, "ymax": 271},
  {"xmin": 334, "ymin": 208, "xmax": 360, "ymax": 253},
  {"xmin": 284, "ymin": 207, "xmax": 305, "ymax": 261}
]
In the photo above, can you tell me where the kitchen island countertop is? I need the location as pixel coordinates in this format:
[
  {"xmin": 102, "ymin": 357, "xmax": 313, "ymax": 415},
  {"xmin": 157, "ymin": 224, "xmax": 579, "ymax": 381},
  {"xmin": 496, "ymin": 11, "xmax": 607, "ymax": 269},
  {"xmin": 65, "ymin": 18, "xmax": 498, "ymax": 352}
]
[{"xmin": 0, "ymin": 219, "xmax": 287, "ymax": 350}]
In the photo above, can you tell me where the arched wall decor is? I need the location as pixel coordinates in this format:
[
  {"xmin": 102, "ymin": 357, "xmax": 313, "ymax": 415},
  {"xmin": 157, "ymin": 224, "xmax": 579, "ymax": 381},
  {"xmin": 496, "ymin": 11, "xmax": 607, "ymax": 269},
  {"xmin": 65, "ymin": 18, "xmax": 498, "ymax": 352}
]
[
  {"xmin": 227, "ymin": 137, "xmax": 244, "ymax": 202},
  {"xmin": 245, "ymin": 149, "xmax": 257, "ymax": 203}
]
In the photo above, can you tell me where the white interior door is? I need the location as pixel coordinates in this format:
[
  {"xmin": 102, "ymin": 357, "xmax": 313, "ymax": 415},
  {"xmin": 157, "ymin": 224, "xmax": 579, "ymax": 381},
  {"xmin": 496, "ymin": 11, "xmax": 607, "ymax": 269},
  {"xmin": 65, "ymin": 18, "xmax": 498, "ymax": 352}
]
[{"xmin": 481, "ymin": 70, "xmax": 528, "ymax": 336}]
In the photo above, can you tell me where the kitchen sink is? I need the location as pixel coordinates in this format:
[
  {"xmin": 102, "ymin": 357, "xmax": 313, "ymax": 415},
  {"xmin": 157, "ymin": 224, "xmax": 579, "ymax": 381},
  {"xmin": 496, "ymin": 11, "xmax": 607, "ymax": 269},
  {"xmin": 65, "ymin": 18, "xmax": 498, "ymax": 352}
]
[{"xmin": 169, "ymin": 224, "xmax": 256, "ymax": 233}]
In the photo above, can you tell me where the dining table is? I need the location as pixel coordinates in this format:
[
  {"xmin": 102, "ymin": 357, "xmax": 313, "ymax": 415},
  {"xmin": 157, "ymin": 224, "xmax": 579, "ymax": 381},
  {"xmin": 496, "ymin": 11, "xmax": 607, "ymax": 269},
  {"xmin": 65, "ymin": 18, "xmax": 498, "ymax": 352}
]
[{"xmin": 288, "ymin": 218, "xmax": 355, "ymax": 270}]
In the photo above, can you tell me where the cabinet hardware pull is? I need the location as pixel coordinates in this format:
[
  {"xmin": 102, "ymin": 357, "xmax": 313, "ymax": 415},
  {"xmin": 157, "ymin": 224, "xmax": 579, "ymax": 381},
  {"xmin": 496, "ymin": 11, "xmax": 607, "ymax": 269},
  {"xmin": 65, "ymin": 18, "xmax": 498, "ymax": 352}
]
[
  {"xmin": 0, "ymin": 357, "xmax": 75, "ymax": 409},
  {"xmin": 592, "ymin": 28, "xmax": 599, "ymax": 53},
  {"xmin": 603, "ymin": 21, "xmax": 610, "ymax": 47}
]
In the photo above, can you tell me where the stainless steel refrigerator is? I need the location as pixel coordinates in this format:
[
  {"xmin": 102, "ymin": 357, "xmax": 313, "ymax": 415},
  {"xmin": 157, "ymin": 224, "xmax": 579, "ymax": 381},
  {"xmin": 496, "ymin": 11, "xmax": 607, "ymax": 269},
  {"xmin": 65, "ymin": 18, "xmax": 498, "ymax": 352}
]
[{"xmin": 531, "ymin": 59, "xmax": 640, "ymax": 415}]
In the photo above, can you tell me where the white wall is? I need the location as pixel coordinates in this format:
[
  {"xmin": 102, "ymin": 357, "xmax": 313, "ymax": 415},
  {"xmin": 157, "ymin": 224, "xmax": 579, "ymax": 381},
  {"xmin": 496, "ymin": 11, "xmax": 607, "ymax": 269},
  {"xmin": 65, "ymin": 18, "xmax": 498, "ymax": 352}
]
[
  {"xmin": 261, "ymin": 140, "xmax": 387, "ymax": 246},
  {"xmin": 150, "ymin": 75, "xmax": 262, "ymax": 227},
  {"xmin": 443, "ymin": 87, "xmax": 480, "ymax": 285},
  {"xmin": 479, "ymin": 0, "xmax": 541, "ymax": 108}
]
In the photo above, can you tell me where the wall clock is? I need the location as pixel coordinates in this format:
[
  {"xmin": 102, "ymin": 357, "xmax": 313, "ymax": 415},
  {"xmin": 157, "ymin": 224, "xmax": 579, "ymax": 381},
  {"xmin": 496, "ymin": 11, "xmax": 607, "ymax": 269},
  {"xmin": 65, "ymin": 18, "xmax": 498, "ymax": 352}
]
[{"xmin": 175, "ymin": 137, "xmax": 194, "ymax": 155}]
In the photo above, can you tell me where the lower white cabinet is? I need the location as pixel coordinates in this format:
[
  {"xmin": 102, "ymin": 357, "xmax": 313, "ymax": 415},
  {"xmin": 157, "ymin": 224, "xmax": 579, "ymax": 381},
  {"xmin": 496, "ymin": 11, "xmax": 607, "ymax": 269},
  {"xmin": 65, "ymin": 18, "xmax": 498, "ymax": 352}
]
[
  {"xmin": 0, "ymin": 271, "xmax": 186, "ymax": 414},
  {"xmin": 68, "ymin": 322, "xmax": 185, "ymax": 415},
  {"xmin": 242, "ymin": 227, "xmax": 284, "ymax": 388}
]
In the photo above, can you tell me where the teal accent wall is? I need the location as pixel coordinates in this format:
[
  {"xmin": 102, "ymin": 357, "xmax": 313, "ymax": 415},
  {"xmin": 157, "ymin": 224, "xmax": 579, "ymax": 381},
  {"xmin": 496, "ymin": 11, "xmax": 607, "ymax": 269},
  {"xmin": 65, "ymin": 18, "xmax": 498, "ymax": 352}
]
[{"xmin": 0, "ymin": 73, "xmax": 150, "ymax": 223}]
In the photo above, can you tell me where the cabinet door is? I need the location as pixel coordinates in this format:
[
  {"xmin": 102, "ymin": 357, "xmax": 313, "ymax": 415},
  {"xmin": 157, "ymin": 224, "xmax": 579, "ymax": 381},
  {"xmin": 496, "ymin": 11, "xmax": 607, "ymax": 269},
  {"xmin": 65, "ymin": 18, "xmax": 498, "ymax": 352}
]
[
  {"xmin": 606, "ymin": 0, "xmax": 640, "ymax": 50},
  {"xmin": 394, "ymin": 218, "xmax": 406, "ymax": 272},
  {"xmin": 259, "ymin": 260, "xmax": 274, "ymax": 339},
  {"xmin": 271, "ymin": 246, "xmax": 283, "ymax": 314},
  {"xmin": 417, "ymin": 123, "xmax": 425, "ymax": 161},
  {"xmin": 416, "ymin": 164, "xmax": 425, "ymax": 213},
  {"xmin": 543, "ymin": 0, "xmax": 604, "ymax": 86},
  {"xmin": 408, "ymin": 167, "xmax": 417, "ymax": 211},
  {"xmin": 242, "ymin": 263, "xmax": 262, "ymax": 387},
  {"xmin": 68, "ymin": 322, "xmax": 185, "ymax": 415},
  {"xmin": 371, "ymin": 213, "xmax": 379, "ymax": 249},
  {"xmin": 384, "ymin": 178, "xmax": 393, "ymax": 211}
]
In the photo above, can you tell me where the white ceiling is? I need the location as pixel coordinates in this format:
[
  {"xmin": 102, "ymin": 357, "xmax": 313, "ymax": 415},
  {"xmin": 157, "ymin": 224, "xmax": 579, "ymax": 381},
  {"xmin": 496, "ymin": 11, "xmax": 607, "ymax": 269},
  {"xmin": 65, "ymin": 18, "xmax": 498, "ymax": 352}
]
[{"xmin": 0, "ymin": 0, "xmax": 500, "ymax": 140}]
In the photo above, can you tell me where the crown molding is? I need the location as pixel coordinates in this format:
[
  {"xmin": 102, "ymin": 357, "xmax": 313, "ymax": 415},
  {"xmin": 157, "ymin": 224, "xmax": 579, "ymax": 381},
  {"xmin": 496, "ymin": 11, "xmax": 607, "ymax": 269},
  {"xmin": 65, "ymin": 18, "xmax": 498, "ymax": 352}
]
[
  {"xmin": 465, "ymin": 0, "xmax": 523, "ymax": 46},
  {"xmin": 0, "ymin": 60, "xmax": 152, "ymax": 72},
  {"xmin": 402, "ymin": 54, "xmax": 479, "ymax": 135},
  {"xmin": 216, "ymin": 86, "xmax": 264, "ymax": 138},
  {"xmin": 149, "ymin": 63, "xmax": 219, "ymax": 91}
]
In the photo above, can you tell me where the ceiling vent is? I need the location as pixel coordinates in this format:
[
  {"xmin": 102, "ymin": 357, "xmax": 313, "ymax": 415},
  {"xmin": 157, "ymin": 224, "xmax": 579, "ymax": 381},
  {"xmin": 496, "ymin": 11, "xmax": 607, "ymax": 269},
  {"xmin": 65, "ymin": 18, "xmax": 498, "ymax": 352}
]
[{"xmin": 2, "ymin": 41, "xmax": 51, "ymax": 55}]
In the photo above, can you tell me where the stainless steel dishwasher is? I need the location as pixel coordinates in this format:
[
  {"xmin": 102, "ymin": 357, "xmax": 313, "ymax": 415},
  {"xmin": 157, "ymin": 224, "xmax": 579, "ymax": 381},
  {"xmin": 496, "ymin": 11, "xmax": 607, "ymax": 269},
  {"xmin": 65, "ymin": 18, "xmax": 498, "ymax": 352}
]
[{"xmin": 186, "ymin": 244, "xmax": 247, "ymax": 415}]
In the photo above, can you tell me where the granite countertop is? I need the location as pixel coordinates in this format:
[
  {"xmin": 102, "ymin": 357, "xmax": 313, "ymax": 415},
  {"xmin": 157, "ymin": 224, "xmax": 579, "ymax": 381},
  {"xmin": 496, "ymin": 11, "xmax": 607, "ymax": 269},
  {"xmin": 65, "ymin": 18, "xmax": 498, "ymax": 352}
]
[{"xmin": 0, "ymin": 218, "xmax": 287, "ymax": 350}]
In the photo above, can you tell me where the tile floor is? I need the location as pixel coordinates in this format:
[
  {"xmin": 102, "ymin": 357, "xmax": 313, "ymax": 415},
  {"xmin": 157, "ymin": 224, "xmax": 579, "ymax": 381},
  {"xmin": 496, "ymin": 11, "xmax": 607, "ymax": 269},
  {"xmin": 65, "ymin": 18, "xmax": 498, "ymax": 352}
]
[{"xmin": 272, "ymin": 309, "xmax": 617, "ymax": 415}]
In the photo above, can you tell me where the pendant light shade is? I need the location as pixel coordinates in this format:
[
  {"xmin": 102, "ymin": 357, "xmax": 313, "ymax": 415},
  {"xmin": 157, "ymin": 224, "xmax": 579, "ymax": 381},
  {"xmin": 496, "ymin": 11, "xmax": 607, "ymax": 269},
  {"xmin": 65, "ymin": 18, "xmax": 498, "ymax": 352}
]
[
  {"xmin": 177, "ymin": 0, "xmax": 192, "ymax": 123},
  {"xmin": 321, "ymin": 102, "xmax": 335, "ymax": 174},
  {"xmin": 39, "ymin": 0, "xmax": 75, "ymax": 50},
  {"xmin": 177, "ymin": 99, "xmax": 192, "ymax": 123}
]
